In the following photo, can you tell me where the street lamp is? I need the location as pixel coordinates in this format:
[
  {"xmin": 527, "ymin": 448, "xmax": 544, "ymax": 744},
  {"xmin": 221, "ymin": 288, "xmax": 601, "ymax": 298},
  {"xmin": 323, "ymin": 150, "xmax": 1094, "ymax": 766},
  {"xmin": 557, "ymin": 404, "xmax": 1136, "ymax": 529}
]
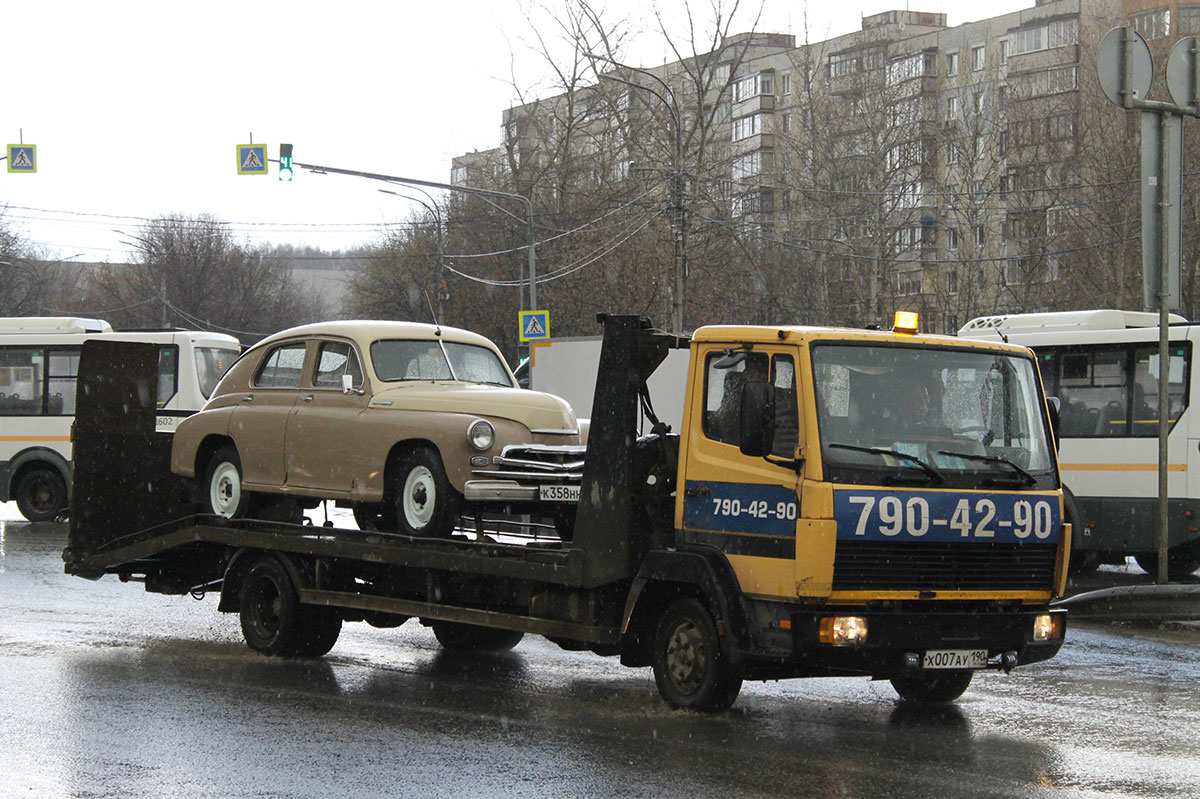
[
  {"xmin": 589, "ymin": 53, "xmax": 688, "ymax": 334},
  {"xmin": 379, "ymin": 187, "xmax": 449, "ymax": 321}
]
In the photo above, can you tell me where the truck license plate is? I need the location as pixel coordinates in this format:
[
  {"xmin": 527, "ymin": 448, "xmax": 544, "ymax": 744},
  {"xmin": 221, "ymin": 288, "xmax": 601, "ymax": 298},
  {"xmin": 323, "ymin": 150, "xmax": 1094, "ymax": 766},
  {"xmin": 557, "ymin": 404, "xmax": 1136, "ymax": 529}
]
[
  {"xmin": 922, "ymin": 649, "xmax": 987, "ymax": 669},
  {"xmin": 539, "ymin": 484, "xmax": 580, "ymax": 503}
]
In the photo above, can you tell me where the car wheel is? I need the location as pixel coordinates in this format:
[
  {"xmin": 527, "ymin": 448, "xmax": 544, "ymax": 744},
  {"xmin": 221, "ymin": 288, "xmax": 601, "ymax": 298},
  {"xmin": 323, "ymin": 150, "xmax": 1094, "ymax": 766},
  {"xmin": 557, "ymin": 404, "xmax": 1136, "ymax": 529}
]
[
  {"xmin": 14, "ymin": 467, "xmax": 68, "ymax": 522},
  {"xmin": 204, "ymin": 445, "xmax": 251, "ymax": 519},
  {"xmin": 890, "ymin": 670, "xmax": 973, "ymax": 703},
  {"xmin": 652, "ymin": 596, "xmax": 742, "ymax": 711},
  {"xmin": 389, "ymin": 446, "xmax": 461, "ymax": 537}
]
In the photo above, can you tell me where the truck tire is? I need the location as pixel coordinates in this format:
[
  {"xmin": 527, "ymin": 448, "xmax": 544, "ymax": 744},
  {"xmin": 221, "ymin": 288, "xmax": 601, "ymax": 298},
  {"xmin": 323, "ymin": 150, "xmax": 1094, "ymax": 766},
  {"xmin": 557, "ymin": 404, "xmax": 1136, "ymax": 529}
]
[
  {"xmin": 389, "ymin": 446, "xmax": 461, "ymax": 538},
  {"xmin": 652, "ymin": 596, "xmax": 742, "ymax": 712},
  {"xmin": 204, "ymin": 445, "xmax": 252, "ymax": 519},
  {"xmin": 14, "ymin": 467, "xmax": 68, "ymax": 522},
  {"xmin": 239, "ymin": 555, "xmax": 341, "ymax": 657},
  {"xmin": 431, "ymin": 621, "xmax": 524, "ymax": 652},
  {"xmin": 890, "ymin": 670, "xmax": 973, "ymax": 703}
]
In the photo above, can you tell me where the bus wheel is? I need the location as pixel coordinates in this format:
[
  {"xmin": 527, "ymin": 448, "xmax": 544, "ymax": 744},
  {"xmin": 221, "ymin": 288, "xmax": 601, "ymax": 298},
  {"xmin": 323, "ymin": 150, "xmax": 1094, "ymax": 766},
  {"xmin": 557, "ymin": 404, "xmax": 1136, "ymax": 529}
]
[
  {"xmin": 431, "ymin": 621, "xmax": 524, "ymax": 652},
  {"xmin": 238, "ymin": 554, "xmax": 341, "ymax": 657},
  {"xmin": 653, "ymin": 596, "xmax": 742, "ymax": 712},
  {"xmin": 14, "ymin": 467, "xmax": 67, "ymax": 522},
  {"xmin": 1135, "ymin": 549, "xmax": 1200, "ymax": 581},
  {"xmin": 389, "ymin": 446, "xmax": 461, "ymax": 538},
  {"xmin": 890, "ymin": 670, "xmax": 973, "ymax": 703},
  {"xmin": 203, "ymin": 446, "xmax": 251, "ymax": 519}
]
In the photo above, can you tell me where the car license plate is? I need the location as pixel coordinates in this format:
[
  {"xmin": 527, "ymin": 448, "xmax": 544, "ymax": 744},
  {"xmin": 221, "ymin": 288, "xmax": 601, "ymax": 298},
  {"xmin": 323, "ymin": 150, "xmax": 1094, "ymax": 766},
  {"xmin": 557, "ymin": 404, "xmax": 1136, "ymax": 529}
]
[
  {"xmin": 539, "ymin": 484, "xmax": 580, "ymax": 502},
  {"xmin": 922, "ymin": 649, "xmax": 987, "ymax": 669}
]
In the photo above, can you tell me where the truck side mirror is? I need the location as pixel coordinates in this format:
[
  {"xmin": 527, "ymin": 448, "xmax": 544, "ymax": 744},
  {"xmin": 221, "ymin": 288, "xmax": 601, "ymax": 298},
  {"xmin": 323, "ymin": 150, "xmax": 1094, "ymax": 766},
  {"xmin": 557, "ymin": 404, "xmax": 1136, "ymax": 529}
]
[
  {"xmin": 738, "ymin": 381, "xmax": 775, "ymax": 458},
  {"xmin": 1046, "ymin": 396, "xmax": 1061, "ymax": 449}
]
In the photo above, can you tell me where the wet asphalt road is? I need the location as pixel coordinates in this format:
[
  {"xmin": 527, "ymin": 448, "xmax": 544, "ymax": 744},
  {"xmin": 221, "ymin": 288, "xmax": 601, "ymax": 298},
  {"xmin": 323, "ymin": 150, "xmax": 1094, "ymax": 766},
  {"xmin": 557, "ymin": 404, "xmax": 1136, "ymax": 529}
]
[{"xmin": 2, "ymin": 514, "xmax": 1199, "ymax": 799}]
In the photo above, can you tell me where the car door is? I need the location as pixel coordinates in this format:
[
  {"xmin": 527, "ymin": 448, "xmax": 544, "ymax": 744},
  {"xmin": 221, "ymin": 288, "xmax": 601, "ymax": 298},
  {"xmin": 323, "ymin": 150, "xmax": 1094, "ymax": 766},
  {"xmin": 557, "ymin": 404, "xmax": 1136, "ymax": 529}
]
[
  {"xmin": 284, "ymin": 338, "xmax": 371, "ymax": 494},
  {"xmin": 233, "ymin": 340, "xmax": 307, "ymax": 488},
  {"xmin": 679, "ymin": 344, "xmax": 806, "ymax": 599}
]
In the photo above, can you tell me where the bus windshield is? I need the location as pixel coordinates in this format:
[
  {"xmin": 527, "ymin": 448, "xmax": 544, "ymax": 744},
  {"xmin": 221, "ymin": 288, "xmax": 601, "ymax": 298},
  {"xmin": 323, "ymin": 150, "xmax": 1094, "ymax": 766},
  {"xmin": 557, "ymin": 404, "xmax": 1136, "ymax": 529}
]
[{"xmin": 813, "ymin": 343, "xmax": 1056, "ymax": 489}]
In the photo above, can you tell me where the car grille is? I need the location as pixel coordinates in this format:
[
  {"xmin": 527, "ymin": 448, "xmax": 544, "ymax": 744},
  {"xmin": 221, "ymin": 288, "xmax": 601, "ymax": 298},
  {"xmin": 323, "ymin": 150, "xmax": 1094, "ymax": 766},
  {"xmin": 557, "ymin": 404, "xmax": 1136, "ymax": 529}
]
[
  {"xmin": 831, "ymin": 541, "xmax": 1057, "ymax": 592},
  {"xmin": 472, "ymin": 443, "xmax": 586, "ymax": 481}
]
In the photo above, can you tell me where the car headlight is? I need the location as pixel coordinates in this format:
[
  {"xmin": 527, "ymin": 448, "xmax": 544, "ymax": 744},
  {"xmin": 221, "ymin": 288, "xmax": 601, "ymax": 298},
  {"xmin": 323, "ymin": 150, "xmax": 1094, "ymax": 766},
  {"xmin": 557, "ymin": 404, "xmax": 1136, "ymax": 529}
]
[{"xmin": 467, "ymin": 419, "xmax": 495, "ymax": 452}]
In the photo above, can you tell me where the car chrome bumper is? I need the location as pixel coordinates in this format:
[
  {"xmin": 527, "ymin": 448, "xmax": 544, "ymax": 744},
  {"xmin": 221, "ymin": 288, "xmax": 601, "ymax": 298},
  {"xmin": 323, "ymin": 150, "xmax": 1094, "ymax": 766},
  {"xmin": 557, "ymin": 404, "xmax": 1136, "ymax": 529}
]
[{"xmin": 463, "ymin": 480, "xmax": 539, "ymax": 502}]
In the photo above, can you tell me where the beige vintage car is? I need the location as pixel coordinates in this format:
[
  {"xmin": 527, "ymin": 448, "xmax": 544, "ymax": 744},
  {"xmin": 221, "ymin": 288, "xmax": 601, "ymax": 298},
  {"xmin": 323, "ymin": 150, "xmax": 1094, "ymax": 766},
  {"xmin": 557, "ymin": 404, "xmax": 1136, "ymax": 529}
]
[{"xmin": 170, "ymin": 320, "xmax": 582, "ymax": 536}]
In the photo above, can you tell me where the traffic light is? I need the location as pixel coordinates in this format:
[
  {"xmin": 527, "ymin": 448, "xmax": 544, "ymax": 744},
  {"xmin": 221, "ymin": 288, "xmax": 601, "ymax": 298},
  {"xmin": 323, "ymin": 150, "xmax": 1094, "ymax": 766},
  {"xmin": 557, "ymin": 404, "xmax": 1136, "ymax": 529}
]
[{"xmin": 279, "ymin": 143, "xmax": 293, "ymax": 182}]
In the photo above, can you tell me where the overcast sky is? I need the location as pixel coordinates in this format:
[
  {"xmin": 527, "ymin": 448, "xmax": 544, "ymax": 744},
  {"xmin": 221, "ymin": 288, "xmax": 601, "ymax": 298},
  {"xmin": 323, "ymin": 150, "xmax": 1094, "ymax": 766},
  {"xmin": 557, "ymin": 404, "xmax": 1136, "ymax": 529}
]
[{"xmin": 3, "ymin": 0, "xmax": 1032, "ymax": 264}]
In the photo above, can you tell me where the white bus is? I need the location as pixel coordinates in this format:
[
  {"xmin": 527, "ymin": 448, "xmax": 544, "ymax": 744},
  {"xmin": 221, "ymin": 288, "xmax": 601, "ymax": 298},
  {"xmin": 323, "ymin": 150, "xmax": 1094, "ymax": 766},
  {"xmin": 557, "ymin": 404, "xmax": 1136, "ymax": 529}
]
[
  {"xmin": 959, "ymin": 309, "xmax": 1200, "ymax": 578},
  {"xmin": 0, "ymin": 317, "xmax": 240, "ymax": 522}
]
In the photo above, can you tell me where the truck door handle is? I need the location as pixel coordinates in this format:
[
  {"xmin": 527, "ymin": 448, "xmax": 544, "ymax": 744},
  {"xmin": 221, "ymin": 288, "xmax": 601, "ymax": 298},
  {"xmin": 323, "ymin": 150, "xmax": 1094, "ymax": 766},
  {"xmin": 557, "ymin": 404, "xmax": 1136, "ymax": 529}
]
[{"xmin": 686, "ymin": 485, "xmax": 711, "ymax": 497}]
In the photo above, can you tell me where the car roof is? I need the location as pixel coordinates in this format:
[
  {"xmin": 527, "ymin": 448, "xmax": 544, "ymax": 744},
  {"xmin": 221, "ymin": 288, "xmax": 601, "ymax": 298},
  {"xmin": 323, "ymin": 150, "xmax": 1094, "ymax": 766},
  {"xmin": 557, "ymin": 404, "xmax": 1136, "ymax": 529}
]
[{"xmin": 254, "ymin": 320, "xmax": 500, "ymax": 352}]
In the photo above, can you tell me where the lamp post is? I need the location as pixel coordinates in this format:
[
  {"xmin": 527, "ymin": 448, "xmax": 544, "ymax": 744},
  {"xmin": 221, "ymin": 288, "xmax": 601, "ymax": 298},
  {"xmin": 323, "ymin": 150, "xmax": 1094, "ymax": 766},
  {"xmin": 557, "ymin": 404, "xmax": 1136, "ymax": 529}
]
[
  {"xmin": 589, "ymin": 53, "xmax": 688, "ymax": 334},
  {"xmin": 379, "ymin": 187, "xmax": 449, "ymax": 322},
  {"xmin": 294, "ymin": 162, "xmax": 538, "ymax": 320}
]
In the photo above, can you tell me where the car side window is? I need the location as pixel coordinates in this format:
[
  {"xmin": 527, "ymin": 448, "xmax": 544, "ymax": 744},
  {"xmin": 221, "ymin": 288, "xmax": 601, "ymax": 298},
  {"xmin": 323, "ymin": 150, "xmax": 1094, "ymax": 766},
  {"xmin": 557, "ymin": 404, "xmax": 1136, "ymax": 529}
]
[
  {"xmin": 314, "ymin": 341, "xmax": 364, "ymax": 389},
  {"xmin": 253, "ymin": 343, "xmax": 307, "ymax": 388}
]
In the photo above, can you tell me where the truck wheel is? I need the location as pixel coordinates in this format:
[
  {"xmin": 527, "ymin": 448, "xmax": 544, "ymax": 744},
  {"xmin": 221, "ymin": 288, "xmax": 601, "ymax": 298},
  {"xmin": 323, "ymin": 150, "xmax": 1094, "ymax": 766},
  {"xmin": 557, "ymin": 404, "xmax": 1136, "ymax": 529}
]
[
  {"xmin": 653, "ymin": 596, "xmax": 742, "ymax": 711},
  {"xmin": 890, "ymin": 670, "xmax": 973, "ymax": 703},
  {"xmin": 239, "ymin": 555, "xmax": 341, "ymax": 657},
  {"xmin": 204, "ymin": 445, "xmax": 252, "ymax": 519},
  {"xmin": 431, "ymin": 621, "xmax": 524, "ymax": 652},
  {"xmin": 389, "ymin": 447, "xmax": 461, "ymax": 537},
  {"xmin": 14, "ymin": 467, "xmax": 68, "ymax": 522}
]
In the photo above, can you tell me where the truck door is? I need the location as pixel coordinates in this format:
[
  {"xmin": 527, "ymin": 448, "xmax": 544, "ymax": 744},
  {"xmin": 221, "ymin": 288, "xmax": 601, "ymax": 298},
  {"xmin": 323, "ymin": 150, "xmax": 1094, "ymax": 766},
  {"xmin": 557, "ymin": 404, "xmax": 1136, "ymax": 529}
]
[{"xmin": 679, "ymin": 345, "xmax": 804, "ymax": 599}]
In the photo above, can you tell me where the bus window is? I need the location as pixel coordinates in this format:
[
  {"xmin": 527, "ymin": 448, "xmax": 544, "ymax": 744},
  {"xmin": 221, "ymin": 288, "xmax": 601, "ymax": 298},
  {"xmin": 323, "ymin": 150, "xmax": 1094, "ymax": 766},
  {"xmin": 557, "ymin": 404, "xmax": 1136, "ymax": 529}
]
[
  {"xmin": 1131, "ymin": 345, "xmax": 1188, "ymax": 436},
  {"xmin": 46, "ymin": 349, "xmax": 81, "ymax": 416},
  {"xmin": 0, "ymin": 348, "xmax": 44, "ymax": 415},
  {"xmin": 195, "ymin": 347, "xmax": 239, "ymax": 399},
  {"xmin": 157, "ymin": 346, "xmax": 179, "ymax": 408},
  {"xmin": 1054, "ymin": 347, "xmax": 1126, "ymax": 437}
]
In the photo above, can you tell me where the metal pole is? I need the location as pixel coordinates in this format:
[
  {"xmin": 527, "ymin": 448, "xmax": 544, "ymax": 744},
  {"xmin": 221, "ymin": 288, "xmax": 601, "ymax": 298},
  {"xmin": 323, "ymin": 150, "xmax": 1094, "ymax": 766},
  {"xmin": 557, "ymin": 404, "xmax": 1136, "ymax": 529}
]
[
  {"xmin": 297, "ymin": 161, "xmax": 536, "ymax": 319},
  {"xmin": 1156, "ymin": 110, "xmax": 1172, "ymax": 585}
]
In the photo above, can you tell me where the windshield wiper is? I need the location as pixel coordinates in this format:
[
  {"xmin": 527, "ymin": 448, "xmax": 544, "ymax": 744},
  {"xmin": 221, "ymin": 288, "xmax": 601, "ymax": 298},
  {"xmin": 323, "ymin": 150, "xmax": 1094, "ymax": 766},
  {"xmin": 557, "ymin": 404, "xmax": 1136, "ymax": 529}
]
[
  {"xmin": 828, "ymin": 443, "xmax": 945, "ymax": 485},
  {"xmin": 935, "ymin": 450, "xmax": 1037, "ymax": 487}
]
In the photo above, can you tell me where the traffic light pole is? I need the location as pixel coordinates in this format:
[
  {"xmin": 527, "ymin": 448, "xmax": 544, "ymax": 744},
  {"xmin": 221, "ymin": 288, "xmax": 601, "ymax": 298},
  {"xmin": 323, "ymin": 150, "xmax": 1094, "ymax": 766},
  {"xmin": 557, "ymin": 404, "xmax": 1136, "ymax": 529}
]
[{"xmin": 289, "ymin": 160, "xmax": 537, "ymax": 314}]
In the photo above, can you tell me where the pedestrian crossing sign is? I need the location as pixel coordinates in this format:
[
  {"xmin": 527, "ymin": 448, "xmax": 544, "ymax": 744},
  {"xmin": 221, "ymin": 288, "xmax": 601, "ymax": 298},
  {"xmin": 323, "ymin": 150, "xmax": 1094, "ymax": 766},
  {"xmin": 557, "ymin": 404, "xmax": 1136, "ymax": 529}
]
[
  {"xmin": 519, "ymin": 310, "xmax": 550, "ymax": 342},
  {"xmin": 7, "ymin": 145, "xmax": 36, "ymax": 173},
  {"xmin": 237, "ymin": 144, "xmax": 268, "ymax": 175}
]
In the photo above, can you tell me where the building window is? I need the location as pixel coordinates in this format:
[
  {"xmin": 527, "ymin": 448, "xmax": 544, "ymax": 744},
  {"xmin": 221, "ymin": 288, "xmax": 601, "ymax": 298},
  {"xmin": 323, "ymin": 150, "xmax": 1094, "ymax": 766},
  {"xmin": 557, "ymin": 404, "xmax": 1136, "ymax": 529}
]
[
  {"xmin": 733, "ymin": 151, "xmax": 768, "ymax": 180},
  {"xmin": 946, "ymin": 268, "xmax": 959, "ymax": 294},
  {"xmin": 779, "ymin": 73, "xmax": 791, "ymax": 98},
  {"xmin": 999, "ymin": 39, "xmax": 1009, "ymax": 65},
  {"xmin": 1131, "ymin": 8, "xmax": 1171, "ymax": 39},
  {"xmin": 947, "ymin": 141, "xmax": 959, "ymax": 165},
  {"xmin": 946, "ymin": 96, "xmax": 959, "ymax": 121},
  {"xmin": 972, "ymin": 45, "xmax": 986, "ymax": 71},
  {"xmin": 733, "ymin": 72, "xmax": 773, "ymax": 103},
  {"xmin": 894, "ymin": 270, "xmax": 923, "ymax": 295},
  {"xmin": 829, "ymin": 53, "xmax": 858, "ymax": 79},
  {"xmin": 946, "ymin": 51, "xmax": 959, "ymax": 76},
  {"xmin": 732, "ymin": 114, "xmax": 763, "ymax": 141},
  {"xmin": 947, "ymin": 228, "xmax": 960, "ymax": 251},
  {"xmin": 975, "ymin": 225, "xmax": 986, "ymax": 246},
  {"xmin": 1181, "ymin": 5, "xmax": 1200, "ymax": 34}
]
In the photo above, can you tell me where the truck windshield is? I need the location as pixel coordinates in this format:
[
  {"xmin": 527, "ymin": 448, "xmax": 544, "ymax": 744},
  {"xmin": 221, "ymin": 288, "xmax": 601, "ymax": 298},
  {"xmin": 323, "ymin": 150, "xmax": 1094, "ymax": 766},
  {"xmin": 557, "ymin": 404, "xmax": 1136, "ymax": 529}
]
[
  {"xmin": 372, "ymin": 339, "xmax": 514, "ymax": 386},
  {"xmin": 812, "ymin": 342, "xmax": 1056, "ymax": 489}
]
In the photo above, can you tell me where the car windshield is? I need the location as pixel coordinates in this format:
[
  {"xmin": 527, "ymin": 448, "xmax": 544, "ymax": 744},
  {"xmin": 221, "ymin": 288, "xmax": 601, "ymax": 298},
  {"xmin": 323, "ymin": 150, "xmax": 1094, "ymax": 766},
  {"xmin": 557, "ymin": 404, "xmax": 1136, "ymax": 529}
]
[
  {"xmin": 195, "ymin": 347, "xmax": 240, "ymax": 398},
  {"xmin": 812, "ymin": 342, "xmax": 1056, "ymax": 489},
  {"xmin": 371, "ymin": 339, "xmax": 513, "ymax": 386}
]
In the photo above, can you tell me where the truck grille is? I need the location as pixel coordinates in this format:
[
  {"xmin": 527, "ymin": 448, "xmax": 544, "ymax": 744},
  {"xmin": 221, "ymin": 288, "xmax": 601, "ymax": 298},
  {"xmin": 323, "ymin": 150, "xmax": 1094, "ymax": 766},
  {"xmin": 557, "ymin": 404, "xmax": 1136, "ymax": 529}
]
[{"xmin": 832, "ymin": 541, "xmax": 1057, "ymax": 592}]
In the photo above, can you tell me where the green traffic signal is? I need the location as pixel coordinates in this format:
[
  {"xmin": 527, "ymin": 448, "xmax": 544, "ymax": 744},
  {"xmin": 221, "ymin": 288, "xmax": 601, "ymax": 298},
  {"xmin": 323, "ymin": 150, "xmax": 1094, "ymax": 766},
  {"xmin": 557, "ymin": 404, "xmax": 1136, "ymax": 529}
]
[{"xmin": 279, "ymin": 143, "xmax": 294, "ymax": 182}]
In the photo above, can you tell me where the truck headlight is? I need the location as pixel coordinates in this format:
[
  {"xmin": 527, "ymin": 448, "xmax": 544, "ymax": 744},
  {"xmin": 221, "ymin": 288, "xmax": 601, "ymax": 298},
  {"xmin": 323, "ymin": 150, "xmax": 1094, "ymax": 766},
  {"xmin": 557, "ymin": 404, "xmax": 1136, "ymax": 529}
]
[
  {"xmin": 467, "ymin": 419, "xmax": 495, "ymax": 452},
  {"xmin": 819, "ymin": 616, "xmax": 868, "ymax": 646},
  {"xmin": 1032, "ymin": 613, "xmax": 1063, "ymax": 642}
]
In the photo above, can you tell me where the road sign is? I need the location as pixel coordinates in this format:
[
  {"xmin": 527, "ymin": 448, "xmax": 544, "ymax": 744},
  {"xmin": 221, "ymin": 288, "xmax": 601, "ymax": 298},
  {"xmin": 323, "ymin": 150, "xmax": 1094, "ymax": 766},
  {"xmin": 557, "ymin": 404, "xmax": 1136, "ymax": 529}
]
[
  {"xmin": 519, "ymin": 310, "xmax": 550, "ymax": 342},
  {"xmin": 1166, "ymin": 36, "xmax": 1200, "ymax": 108},
  {"xmin": 1097, "ymin": 27, "xmax": 1153, "ymax": 108},
  {"xmin": 1140, "ymin": 111, "xmax": 1182, "ymax": 311},
  {"xmin": 236, "ymin": 144, "xmax": 268, "ymax": 175},
  {"xmin": 7, "ymin": 144, "xmax": 36, "ymax": 173}
]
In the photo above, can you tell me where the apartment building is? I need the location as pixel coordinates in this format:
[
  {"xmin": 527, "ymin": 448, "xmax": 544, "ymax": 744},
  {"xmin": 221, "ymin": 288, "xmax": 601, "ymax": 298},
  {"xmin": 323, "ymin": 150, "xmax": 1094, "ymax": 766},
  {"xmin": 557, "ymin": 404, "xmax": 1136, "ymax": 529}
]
[{"xmin": 452, "ymin": 0, "xmax": 1193, "ymax": 333}]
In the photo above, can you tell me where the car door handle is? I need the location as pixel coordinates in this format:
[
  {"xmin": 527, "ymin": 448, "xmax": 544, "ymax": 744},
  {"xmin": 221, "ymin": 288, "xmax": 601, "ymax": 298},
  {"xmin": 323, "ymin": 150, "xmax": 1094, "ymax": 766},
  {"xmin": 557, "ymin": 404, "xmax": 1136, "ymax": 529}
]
[
  {"xmin": 241, "ymin": 396, "xmax": 254, "ymax": 402},
  {"xmin": 301, "ymin": 395, "xmax": 314, "ymax": 402}
]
